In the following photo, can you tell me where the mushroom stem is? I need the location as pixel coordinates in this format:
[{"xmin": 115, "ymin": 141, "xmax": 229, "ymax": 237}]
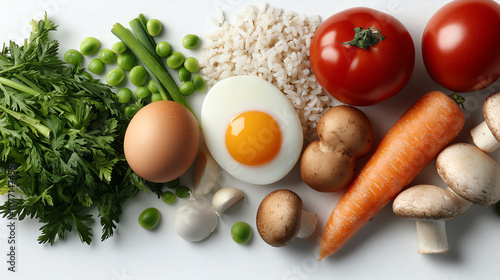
[
  {"xmin": 471, "ymin": 121, "xmax": 500, "ymax": 153},
  {"xmin": 415, "ymin": 220, "xmax": 449, "ymax": 254},
  {"xmin": 296, "ymin": 210, "xmax": 318, "ymax": 239}
]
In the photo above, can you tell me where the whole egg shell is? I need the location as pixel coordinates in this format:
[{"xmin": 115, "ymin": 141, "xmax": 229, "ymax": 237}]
[
  {"xmin": 124, "ymin": 101, "xmax": 200, "ymax": 183},
  {"xmin": 201, "ymin": 75, "xmax": 303, "ymax": 185}
]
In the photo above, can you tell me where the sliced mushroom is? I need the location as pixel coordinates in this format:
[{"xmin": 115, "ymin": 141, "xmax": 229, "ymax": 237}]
[
  {"xmin": 470, "ymin": 92, "xmax": 500, "ymax": 153},
  {"xmin": 256, "ymin": 189, "xmax": 317, "ymax": 247},
  {"xmin": 393, "ymin": 184, "xmax": 463, "ymax": 254},
  {"xmin": 437, "ymin": 143, "xmax": 500, "ymax": 207}
]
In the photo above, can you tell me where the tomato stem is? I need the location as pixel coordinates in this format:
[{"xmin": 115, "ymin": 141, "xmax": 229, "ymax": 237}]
[{"xmin": 340, "ymin": 27, "xmax": 385, "ymax": 50}]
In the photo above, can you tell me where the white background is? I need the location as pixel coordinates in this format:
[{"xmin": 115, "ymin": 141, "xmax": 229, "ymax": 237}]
[{"xmin": 0, "ymin": 0, "xmax": 499, "ymax": 279}]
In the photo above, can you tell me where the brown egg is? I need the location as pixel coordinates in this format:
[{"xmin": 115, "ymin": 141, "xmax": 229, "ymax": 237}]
[{"xmin": 124, "ymin": 101, "xmax": 200, "ymax": 183}]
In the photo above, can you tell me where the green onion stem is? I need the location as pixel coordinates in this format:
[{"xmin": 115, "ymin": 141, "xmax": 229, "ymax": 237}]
[
  {"xmin": 129, "ymin": 17, "xmax": 171, "ymax": 102},
  {"xmin": 111, "ymin": 23, "xmax": 194, "ymax": 116}
]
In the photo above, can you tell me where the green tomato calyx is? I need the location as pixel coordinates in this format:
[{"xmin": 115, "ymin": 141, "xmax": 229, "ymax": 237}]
[{"xmin": 340, "ymin": 27, "xmax": 385, "ymax": 50}]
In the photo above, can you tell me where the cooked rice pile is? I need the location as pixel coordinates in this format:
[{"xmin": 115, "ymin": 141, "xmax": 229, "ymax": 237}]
[{"xmin": 200, "ymin": 4, "xmax": 340, "ymax": 143}]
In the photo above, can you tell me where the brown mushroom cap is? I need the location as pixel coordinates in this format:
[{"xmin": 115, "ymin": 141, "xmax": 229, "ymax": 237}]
[
  {"xmin": 393, "ymin": 185, "xmax": 462, "ymax": 220},
  {"xmin": 484, "ymin": 92, "xmax": 500, "ymax": 142},
  {"xmin": 256, "ymin": 189, "xmax": 303, "ymax": 247},
  {"xmin": 300, "ymin": 105, "xmax": 372, "ymax": 192},
  {"xmin": 300, "ymin": 141, "xmax": 355, "ymax": 192},
  {"xmin": 317, "ymin": 105, "xmax": 373, "ymax": 156}
]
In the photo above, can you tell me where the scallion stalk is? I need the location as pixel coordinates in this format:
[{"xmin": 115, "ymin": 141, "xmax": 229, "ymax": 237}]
[
  {"xmin": 111, "ymin": 23, "xmax": 194, "ymax": 116},
  {"xmin": 131, "ymin": 15, "xmax": 159, "ymax": 64},
  {"xmin": 129, "ymin": 17, "xmax": 170, "ymax": 102}
]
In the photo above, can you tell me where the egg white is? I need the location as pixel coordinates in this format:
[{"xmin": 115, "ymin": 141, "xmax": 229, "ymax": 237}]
[{"xmin": 201, "ymin": 75, "xmax": 303, "ymax": 185}]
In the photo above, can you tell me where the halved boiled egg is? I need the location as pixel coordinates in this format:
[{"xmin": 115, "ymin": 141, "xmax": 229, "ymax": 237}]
[{"xmin": 201, "ymin": 75, "xmax": 303, "ymax": 185}]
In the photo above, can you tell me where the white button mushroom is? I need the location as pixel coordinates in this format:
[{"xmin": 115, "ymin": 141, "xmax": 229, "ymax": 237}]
[
  {"xmin": 392, "ymin": 185, "xmax": 461, "ymax": 254},
  {"xmin": 393, "ymin": 184, "xmax": 463, "ymax": 254},
  {"xmin": 470, "ymin": 92, "xmax": 500, "ymax": 153},
  {"xmin": 394, "ymin": 143, "xmax": 500, "ymax": 254},
  {"xmin": 256, "ymin": 189, "xmax": 317, "ymax": 247},
  {"xmin": 436, "ymin": 143, "xmax": 500, "ymax": 207}
]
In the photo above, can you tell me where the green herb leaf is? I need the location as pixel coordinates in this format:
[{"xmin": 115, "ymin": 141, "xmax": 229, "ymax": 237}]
[{"xmin": 0, "ymin": 14, "xmax": 141, "ymax": 244}]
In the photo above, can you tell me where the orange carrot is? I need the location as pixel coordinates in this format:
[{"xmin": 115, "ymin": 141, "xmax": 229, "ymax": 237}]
[{"xmin": 318, "ymin": 91, "xmax": 465, "ymax": 260}]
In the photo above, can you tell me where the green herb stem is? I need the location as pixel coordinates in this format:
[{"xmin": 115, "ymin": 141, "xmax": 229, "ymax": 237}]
[
  {"xmin": 0, "ymin": 76, "xmax": 42, "ymax": 96},
  {"xmin": 0, "ymin": 104, "xmax": 51, "ymax": 138},
  {"xmin": 0, "ymin": 64, "xmax": 25, "ymax": 75}
]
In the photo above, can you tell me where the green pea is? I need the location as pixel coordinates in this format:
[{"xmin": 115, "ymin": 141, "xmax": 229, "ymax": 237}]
[
  {"xmin": 80, "ymin": 37, "xmax": 101, "ymax": 55},
  {"xmin": 135, "ymin": 86, "xmax": 151, "ymax": 99},
  {"xmin": 147, "ymin": 80, "xmax": 159, "ymax": 93},
  {"xmin": 179, "ymin": 81, "xmax": 195, "ymax": 96},
  {"xmin": 117, "ymin": 51, "xmax": 137, "ymax": 71},
  {"xmin": 88, "ymin": 58, "xmax": 104, "ymax": 74},
  {"xmin": 175, "ymin": 186, "xmax": 190, "ymax": 198},
  {"xmin": 151, "ymin": 92, "xmax": 163, "ymax": 102},
  {"xmin": 138, "ymin": 207, "xmax": 160, "ymax": 230},
  {"xmin": 106, "ymin": 68, "xmax": 125, "ymax": 87},
  {"xmin": 161, "ymin": 191, "xmax": 176, "ymax": 205},
  {"xmin": 184, "ymin": 57, "xmax": 199, "ymax": 73},
  {"xmin": 147, "ymin": 19, "xmax": 162, "ymax": 37},
  {"xmin": 193, "ymin": 74, "xmax": 206, "ymax": 92},
  {"xmin": 111, "ymin": 41, "xmax": 127, "ymax": 54},
  {"xmin": 64, "ymin": 49, "xmax": 83, "ymax": 65},
  {"xmin": 124, "ymin": 104, "xmax": 141, "ymax": 118},
  {"xmin": 156, "ymin": 41, "xmax": 171, "ymax": 57},
  {"xmin": 166, "ymin": 177, "xmax": 180, "ymax": 189},
  {"xmin": 129, "ymin": 65, "xmax": 148, "ymax": 86},
  {"xmin": 166, "ymin": 51, "xmax": 185, "ymax": 69},
  {"xmin": 182, "ymin": 34, "xmax": 200, "ymax": 49},
  {"xmin": 98, "ymin": 49, "xmax": 116, "ymax": 64},
  {"xmin": 231, "ymin": 222, "xmax": 252, "ymax": 244},
  {"xmin": 116, "ymin": 88, "xmax": 133, "ymax": 104},
  {"xmin": 177, "ymin": 67, "xmax": 191, "ymax": 83}
]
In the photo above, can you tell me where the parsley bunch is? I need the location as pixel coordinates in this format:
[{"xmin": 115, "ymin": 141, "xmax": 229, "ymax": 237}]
[{"xmin": 0, "ymin": 15, "xmax": 142, "ymax": 244}]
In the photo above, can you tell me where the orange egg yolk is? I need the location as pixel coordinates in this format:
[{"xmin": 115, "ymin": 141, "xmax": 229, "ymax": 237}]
[{"xmin": 225, "ymin": 111, "xmax": 282, "ymax": 166}]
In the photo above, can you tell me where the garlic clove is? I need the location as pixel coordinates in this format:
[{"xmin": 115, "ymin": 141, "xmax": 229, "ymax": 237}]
[
  {"xmin": 193, "ymin": 149, "xmax": 219, "ymax": 198},
  {"xmin": 212, "ymin": 187, "xmax": 247, "ymax": 216},
  {"xmin": 174, "ymin": 198, "xmax": 218, "ymax": 242}
]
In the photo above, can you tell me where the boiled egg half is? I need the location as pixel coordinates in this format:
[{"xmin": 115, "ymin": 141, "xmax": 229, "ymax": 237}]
[{"xmin": 201, "ymin": 76, "xmax": 303, "ymax": 185}]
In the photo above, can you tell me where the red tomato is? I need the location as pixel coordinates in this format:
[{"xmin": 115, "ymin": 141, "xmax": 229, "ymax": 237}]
[
  {"xmin": 310, "ymin": 7, "xmax": 415, "ymax": 106},
  {"xmin": 422, "ymin": 0, "xmax": 500, "ymax": 93}
]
